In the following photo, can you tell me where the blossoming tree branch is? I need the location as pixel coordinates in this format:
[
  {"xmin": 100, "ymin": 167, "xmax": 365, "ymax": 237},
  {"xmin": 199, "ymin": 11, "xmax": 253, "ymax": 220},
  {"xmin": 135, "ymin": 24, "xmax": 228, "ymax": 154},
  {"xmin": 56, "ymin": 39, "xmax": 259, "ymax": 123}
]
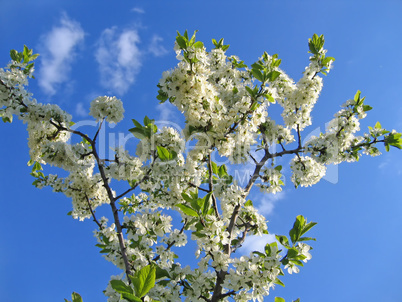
[{"xmin": 1, "ymin": 31, "xmax": 401, "ymax": 302}]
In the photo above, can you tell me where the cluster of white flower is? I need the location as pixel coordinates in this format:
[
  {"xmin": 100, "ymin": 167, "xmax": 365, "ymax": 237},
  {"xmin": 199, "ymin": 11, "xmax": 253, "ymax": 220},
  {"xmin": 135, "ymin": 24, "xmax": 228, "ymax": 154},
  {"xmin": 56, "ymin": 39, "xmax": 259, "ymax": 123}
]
[
  {"xmin": 290, "ymin": 155, "xmax": 326, "ymax": 187},
  {"xmin": 281, "ymin": 64, "xmax": 323, "ymax": 130},
  {"xmin": 305, "ymin": 94, "xmax": 370, "ymax": 164},
  {"xmin": 262, "ymin": 117, "xmax": 294, "ymax": 145},
  {"xmin": 40, "ymin": 141, "xmax": 93, "ymax": 170},
  {"xmin": 159, "ymin": 44, "xmax": 270, "ymax": 164},
  {"xmin": 227, "ymin": 249, "xmax": 281, "ymax": 302},
  {"xmin": 106, "ymin": 147, "xmax": 144, "ymax": 181},
  {"xmin": 284, "ymin": 243, "xmax": 312, "ymax": 274},
  {"xmin": 89, "ymin": 96, "xmax": 124, "ymax": 123},
  {"xmin": 258, "ymin": 166, "xmax": 284, "ymax": 194}
]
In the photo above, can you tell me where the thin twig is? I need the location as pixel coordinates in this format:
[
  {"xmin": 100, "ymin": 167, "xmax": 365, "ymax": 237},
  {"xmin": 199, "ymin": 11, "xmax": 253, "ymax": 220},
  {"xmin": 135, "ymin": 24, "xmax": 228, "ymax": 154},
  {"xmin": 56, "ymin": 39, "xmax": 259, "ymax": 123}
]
[
  {"xmin": 85, "ymin": 195, "xmax": 103, "ymax": 229},
  {"xmin": 207, "ymin": 153, "xmax": 220, "ymax": 219}
]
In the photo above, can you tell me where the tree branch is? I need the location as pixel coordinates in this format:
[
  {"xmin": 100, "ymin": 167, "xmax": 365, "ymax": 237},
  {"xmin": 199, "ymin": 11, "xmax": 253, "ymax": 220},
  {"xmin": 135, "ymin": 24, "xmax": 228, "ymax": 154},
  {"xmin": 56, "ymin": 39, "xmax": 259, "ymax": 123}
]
[{"xmin": 207, "ymin": 153, "xmax": 220, "ymax": 219}]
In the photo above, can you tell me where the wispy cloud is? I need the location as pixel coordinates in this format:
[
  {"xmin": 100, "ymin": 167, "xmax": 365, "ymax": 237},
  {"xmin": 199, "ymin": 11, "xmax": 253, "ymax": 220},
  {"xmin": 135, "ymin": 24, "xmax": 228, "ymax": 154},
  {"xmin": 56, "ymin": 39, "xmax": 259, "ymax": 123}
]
[
  {"xmin": 38, "ymin": 13, "xmax": 85, "ymax": 96},
  {"xmin": 148, "ymin": 35, "xmax": 168, "ymax": 57},
  {"xmin": 156, "ymin": 102, "xmax": 178, "ymax": 122},
  {"xmin": 131, "ymin": 7, "xmax": 145, "ymax": 14},
  {"xmin": 256, "ymin": 191, "xmax": 286, "ymax": 216},
  {"xmin": 238, "ymin": 234, "xmax": 278, "ymax": 256},
  {"xmin": 95, "ymin": 27, "xmax": 142, "ymax": 95},
  {"xmin": 75, "ymin": 102, "xmax": 87, "ymax": 117}
]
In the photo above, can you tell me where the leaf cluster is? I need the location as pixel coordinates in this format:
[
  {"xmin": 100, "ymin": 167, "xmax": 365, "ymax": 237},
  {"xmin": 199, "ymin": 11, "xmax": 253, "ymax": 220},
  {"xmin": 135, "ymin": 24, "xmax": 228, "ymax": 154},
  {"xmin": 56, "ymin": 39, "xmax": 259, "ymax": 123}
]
[
  {"xmin": 110, "ymin": 265, "xmax": 157, "ymax": 302},
  {"xmin": 129, "ymin": 116, "xmax": 158, "ymax": 140},
  {"xmin": 276, "ymin": 215, "xmax": 317, "ymax": 268},
  {"xmin": 308, "ymin": 33, "xmax": 335, "ymax": 75},
  {"xmin": 9, "ymin": 45, "xmax": 39, "ymax": 77},
  {"xmin": 204, "ymin": 161, "xmax": 233, "ymax": 185},
  {"xmin": 212, "ymin": 38, "xmax": 230, "ymax": 51}
]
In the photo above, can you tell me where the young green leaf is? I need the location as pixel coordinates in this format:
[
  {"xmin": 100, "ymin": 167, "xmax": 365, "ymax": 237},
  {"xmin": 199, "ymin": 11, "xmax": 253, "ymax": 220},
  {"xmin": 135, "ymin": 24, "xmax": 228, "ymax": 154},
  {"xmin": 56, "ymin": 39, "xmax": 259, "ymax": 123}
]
[
  {"xmin": 71, "ymin": 292, "xmax": 83, "ymax": 302},
  {"xmin": 211, "ymin": 161, "xmax": 219, "ymax": 175},
  {"xmin": 110, "ymin": 280, "xmax": 133, "ymax": 294},
  {"xmin": 130, "ymin": 265, "xmax": 156, "ymax": 298},
  {"xmin": 132, "ymin": 119, "xmax": 143, "ymax": 128},
  {"xmin": 176, "ymin": 204, "xmax": 198, "ymax": 217},
  {"xmin": 129, "ymin": 127, "xmax": 147, "ymax": 140},
  {"xmin": 276, "ymin": 235, "xmax": 290, "ymax": 248},
  {"xmin": 157, "ymin": 146, "xmax": 170, "ymax": 161},
  {"xmin": 218, "ymin": 164, "xmax": 228, "ymax": 178},
  {"xmin": 202, "ymin": 192, "xmax": 212, "ymax": 216},
  {"xmin": 121, "ymin": 293, "xmax": 142, "ymax": 302}
]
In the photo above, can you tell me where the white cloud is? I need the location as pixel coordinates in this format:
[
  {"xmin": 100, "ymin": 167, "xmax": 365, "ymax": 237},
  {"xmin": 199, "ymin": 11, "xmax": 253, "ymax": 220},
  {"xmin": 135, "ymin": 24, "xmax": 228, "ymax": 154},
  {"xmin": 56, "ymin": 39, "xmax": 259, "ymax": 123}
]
[
  {"xmin": 131, "ymin": 7, "xmax": 145, "ymax": 14},
  {"xmin": 38, "ymin": 14, "xmax": 85, "ymax": 96},
  {"xmin": 256, "ymin": 191, "xmax": 286, "ymax": 216},
  {"xmin": 156, "ymin": 101, "xmax": 178, "ymax": 122},
  {"xmin": 148, "ymin": 35, "xmax": 168, "ymax": 57},
  {"xmin": 96, "ymin": 27, "xmax": 142, "ymax": 95},
  {"xmin": 75, "ymin": 102, "xmax": 87, "ymax": 117},
  {"xmin": 238, "ymin": 234, "xmax": 278, "ymax": 256}
]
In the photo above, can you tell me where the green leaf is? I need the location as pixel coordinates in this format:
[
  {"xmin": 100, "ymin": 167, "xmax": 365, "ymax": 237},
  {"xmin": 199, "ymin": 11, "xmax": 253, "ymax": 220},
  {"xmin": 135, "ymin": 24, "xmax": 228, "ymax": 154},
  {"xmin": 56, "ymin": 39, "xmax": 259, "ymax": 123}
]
[
  {"xmin": 287, "ymin": 247, "xmax": 299, "ymax": 259},
  {"xmin": 251, "ymin": 68, "xmax": 264, "ymax": 82},
  {"xmin": 354, "ymin": 90, "xmax": 362, "ymax": 104},
  {"xmin": 176, "ymin": 204, "xmax": 198, "ymax": 217},
  {"xmin": 300, "ymin": 221, "xmax": 317, "ymax": 237},
  {"xmin": 71, "ymin": 292, "xmax": 83, "ymax": 302},
  {"xmin": 202, "ymin": 192, "xmax": 212, "ymax": 216},
  {"xmin": 193, "ymin": 41, "xmax": 204, "ymax": 49},
  {"xmin": 121, "ymin": 293, "xmax": 142, "ymax": 302},
  {"xmin": 130, "ymin": 265, "xmax": 156, "ymax": 298},
  {"xmin": 252, "ymin": 251, "xmax": 265, "ymax": 257},
  {"xmin": 155, "ymin": 266, "xmax": 170, "ymax": 279},
  {"xmin": 298, "ymin": 236, "xmax": 316, "ymax": 242},
  {"xmin": 129, "ymin": 127, "xmax": 147, "ymax": 139},
  {"xmin": 156, "ymin": 146, "xmax": 170, "ymax": 161},
  {"xmin": 275, "ymin": 297, "xmax": 286, "ymax": 302},
  {"xmin": 267, "ymin": 70, "xmax": 281, "ymax": 82},
  {"xmin": 385, "ymin": 132, "xmax": 402, "ymax": 150},
  {"xmin": 181, "ymin": 192, "xmax": 194, "ymax": 204},
  {"xmin": 274, "ymin": 278, "xmax": 285, "ymax": 287},
  {"xmin": 289, "ymin": 215, "xmax": 305, "ymax": 243},
  {"xmin": 143, "ymin": 116, "xmax": 153, "ymax": 127},
  {"xmin": 363, "ymin": 104, "xmax": 373, "ymax": 112},
  {"xmin": 218, "ymin": 164, "xmax": 228, "ymax": 178},
  {"xmin": 10, "ymin": 49, "xmax": 18, "ymax": 61},
  {"xmin": 244, "ymin": 200, "xmax": 253, "ymax": 207},
  {"xmin": 211, "ymin": 161, "xmax": 219, "ymax": 175},
  {"xmin": 132, "ymin": 119, "xmax": 143, "ymax": 128},
  {"xmin": 157, "ymin": 90, "xmax": 169, "ymax": 103},
  {"xmin": 245, "ymin": 86, "xmax": 255, "ymax": 97},
  {"xmin": 176, "ymin": 35, "xmax": 187, "ymax": 49},
  {"xmin": 110, "ymin": 280, "xmax": 133, "ymax": 294},
  {"xmin": 189, "ymin": 30, "xmax": 198, "ymax": 46},
  {"xmin": 276, "ymin": 235, "xmax": 290, "ymax": 248}
]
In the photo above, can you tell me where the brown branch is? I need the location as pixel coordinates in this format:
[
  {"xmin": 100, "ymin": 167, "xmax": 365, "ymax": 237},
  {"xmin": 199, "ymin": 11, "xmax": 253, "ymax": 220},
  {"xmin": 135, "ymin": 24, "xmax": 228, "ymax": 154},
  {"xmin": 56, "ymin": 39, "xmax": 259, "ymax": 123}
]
[
  {"xmin": 207, "ymin": 154, "xmax": 220, "ymax": 218},
  {"xmin": 49, "ymin": 119, "xmax": 133, "ymax": 280},
  {"xmin": 85, "ymin": 194, "xmax": 103, "ymax": 229},
  {"xmin": 188, "ymin": 182, "xmax": 210, "ymax": 193},
  {"xmin": 114, "ymin": 169, "xmax": 151, "ymax": 201}
]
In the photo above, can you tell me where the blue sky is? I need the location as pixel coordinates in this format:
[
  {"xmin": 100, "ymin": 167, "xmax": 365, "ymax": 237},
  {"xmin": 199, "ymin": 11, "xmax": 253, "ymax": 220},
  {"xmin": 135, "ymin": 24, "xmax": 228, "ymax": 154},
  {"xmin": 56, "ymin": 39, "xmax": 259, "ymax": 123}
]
[{"xmin": 1, "ymin": 1, "xmax": 402, "ymax": 301}]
